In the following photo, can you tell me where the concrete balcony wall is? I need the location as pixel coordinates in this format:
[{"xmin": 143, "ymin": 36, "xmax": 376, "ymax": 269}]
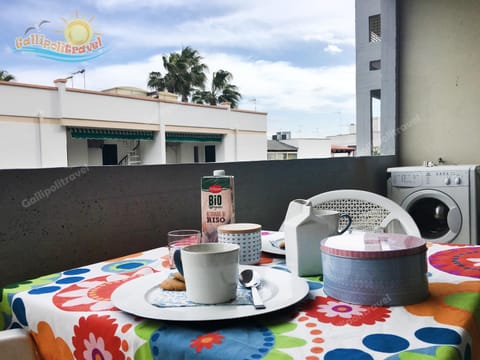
[
  {"xmin": 398, "ymin": 0, "xmax": 480, "ymax": 165},
  {"xmin": 0, "ymin": 121, "xmax": 42, "ymax": 168},
  {"xmin": 62, "ymin": 90, "xmax": 160, "ymax": 124},
  {"xmin": 235, "ymin": 132, "xmax": 267, "ymax": 161},
  {"xmin": 0, "ymin": 156, "xmax": 396, "ymax": 286},
  {"xmin": 160, "ymin": 101, "xmax": 267, "ymax": 132},
  {"xmin": 229, "ymin": 109, "xmax": 268, "ymax": 133},
  {"xmin": 38, "ymin": 122, "xmax": 68, "ymax": 167},
  {"xmin": 0, "ymin": 84, "xmax": 57, "ymax": 118}
]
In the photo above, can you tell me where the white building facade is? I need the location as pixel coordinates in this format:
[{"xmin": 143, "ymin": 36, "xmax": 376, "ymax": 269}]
[
  {"xmin": 355, "ymin": 0, "xmax": 397, "ymax": 156},
  {"xmin": 0, "ymin": 79, "xmax": 267, "ymax": 169}
]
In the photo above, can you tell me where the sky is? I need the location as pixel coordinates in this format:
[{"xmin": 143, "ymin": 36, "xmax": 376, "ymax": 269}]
[{"xmin": 1, "ymin": 0, "xmax": 356, "ymax": 138}]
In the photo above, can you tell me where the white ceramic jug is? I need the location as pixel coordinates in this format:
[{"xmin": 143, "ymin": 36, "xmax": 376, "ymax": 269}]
[{"xmin": 283, "ymin": 199, "xmax": 352, "ymax": 276}]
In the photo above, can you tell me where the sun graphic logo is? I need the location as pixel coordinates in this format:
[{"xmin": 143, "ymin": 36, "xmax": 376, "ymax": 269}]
[
  {"xmin": 61, "ymin": 10, "xmax": 97, "ymax": 46},
  {"xmin": 15, "ymin": 9, "xmax": 106, "ymax": 62}
]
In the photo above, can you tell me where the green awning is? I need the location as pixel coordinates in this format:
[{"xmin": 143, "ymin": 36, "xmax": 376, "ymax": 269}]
[
  {"xmin": 70, "ymin": 128, "xmax": 154, "ymax": 140},
  {"xmin": 166, "ymin": 132, "xmax": 223, "ymax": 143}
]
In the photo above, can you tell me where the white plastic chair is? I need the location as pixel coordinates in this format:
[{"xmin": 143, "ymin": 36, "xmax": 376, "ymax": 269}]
[
  {"xmin": 306, "ymin": 189, "xmax": 421, "ymax": 237},
  {"xmin": 0, "ymin": 329, "xmax": 40, "ymax": 360}
]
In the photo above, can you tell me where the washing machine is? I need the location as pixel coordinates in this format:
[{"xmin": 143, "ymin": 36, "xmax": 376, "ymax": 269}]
[{"xmin": 387, "ymin": 165, "xmax": 479, "ymax": 244}]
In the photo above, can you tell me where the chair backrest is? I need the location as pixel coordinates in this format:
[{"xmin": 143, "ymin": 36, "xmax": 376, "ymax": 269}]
[
  {"xmin": 0, "ymin": 329, "xmax": 40, "ymax": 360},
  {"xmin": 307, "ymin": 189, "xmax": 421, "ymax": 237}
]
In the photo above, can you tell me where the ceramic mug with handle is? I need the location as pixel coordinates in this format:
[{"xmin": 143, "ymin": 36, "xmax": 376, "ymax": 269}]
[{"xmin": 173, "ymin": 243, "xmax": 240, "ymax": 304}]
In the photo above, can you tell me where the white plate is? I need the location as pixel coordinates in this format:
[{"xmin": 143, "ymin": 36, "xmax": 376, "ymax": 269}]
[
  {"xmin": 111, "ymin": 265, "xmax": 308, "ymax": 321},
  {"xmin": 261, "ymin": 231, "xmax": 285, "ymax": 255}
]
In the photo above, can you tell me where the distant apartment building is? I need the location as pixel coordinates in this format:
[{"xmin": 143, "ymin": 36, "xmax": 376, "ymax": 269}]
[
  {"xmin": 267, "ymin": 140, "xmax": 298, "ymax": 160},
  {"xmin": 267, "ymin": 122, "xmax": 380, "ymax": 159},
  {"xmin": 0, "ymin": 80, "xmax": 267, "ymax": 169},
  {"xmin": 355, "ymin": 0, "xmax": 396, "ymax": 155}
]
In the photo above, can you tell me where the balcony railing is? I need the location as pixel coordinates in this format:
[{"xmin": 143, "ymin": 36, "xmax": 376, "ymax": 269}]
[{"xmin": 0, "ymin": 155, "xmax": 397, "ymax": 287}]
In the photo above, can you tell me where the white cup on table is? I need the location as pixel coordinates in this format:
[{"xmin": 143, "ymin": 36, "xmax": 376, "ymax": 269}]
[{"xmin": 174, "ymin": 243, "xmax": 240, "ymax": 304}]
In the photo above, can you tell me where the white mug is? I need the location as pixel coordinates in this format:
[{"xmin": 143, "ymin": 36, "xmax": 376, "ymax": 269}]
[{"xmin": 174, "ymin": 243, "xmax": 239, "ymax": 304}]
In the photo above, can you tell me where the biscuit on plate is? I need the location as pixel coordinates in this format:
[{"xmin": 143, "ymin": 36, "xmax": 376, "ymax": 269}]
[
  {"xmin": 160, "ymin": 277, "xmax": 186, "ymax": 291},
  {"xmin": 173, "ymin": 272, "xmax": 185, "ymax": 282}
]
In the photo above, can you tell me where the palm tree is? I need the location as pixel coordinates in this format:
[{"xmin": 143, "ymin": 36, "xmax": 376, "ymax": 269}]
[
  {"xmin": 0, "ymin": 70, "xmax": 15, "ymax": 82},
  {"xmin": 147, "ymin": 71, "xmax": 166, "ymax": 93},
  {"xmin": 192, "ymin": 70, "xmax": 242, "ymax": 108},
  {"xmin": 147, "ymin": 47, "xmax": 208, "ymax": 102}
]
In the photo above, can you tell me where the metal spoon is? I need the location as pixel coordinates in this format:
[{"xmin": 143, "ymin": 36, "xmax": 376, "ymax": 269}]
[{"xmin": 239, "ymin": 269, "xmax": 265, "ymax": 309}]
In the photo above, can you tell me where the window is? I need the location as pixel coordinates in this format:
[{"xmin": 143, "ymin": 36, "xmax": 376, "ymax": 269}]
[
  {"xmin": 102, "ymin": 144, "xmax": 118, "ymax": 165},
  {"xmin": 194, "ymin": 146, "xmax": 199, "ymax": 163},
  {"xmin": 205, "ymin": 145, "xmax": 216, "ymax": 163},
  {"xmin": 369, "ymin": 60, "xmax": 381, "ymax": 71},
  {"xmin": 371, "ymin": 90, "xmax": 381, "ymax": 155},
  {"xmin": 369, "ymin": 14, "xmax": 381, "ymax": 42}
]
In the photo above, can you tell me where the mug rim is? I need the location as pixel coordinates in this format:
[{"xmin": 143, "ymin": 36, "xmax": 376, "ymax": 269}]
[
  {"xmin": 168, "ymin": 229, "xmax": 201, "ymax": 236},
  {"xmin": 217, "ymin": 223, "xmax": 262, "ymax": 234},
  {"xmin": 182, "ymin": 242, "xmax": 240, "ymax": 254}
]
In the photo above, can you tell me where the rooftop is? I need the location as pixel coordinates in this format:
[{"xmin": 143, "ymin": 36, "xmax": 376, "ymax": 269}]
[{"xmin": 267, "ymin": 140, "xmax": 298, "ymax": 152}]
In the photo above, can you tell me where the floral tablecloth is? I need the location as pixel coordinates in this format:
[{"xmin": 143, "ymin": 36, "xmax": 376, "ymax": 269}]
[{"xmin": 1, "ymin": 242, "xmax": 479, "ymax": 360}]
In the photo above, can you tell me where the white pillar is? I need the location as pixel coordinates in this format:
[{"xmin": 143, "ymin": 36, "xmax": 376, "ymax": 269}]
[
  {"xmin": 380, "ymin": 0, "xmax": 397, "ymax": 155},
  {"xmin": 38, "ymin": 112, "xmax": 68, "ymax": 168},
  {"xmin": 159, "ymin": 123, "xmax": 166, "ymax": 164}
]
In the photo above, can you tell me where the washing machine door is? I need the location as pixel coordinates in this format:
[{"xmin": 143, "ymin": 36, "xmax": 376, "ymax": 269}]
[{"xmin": 401, "ymin": 189, "xmax": 462, "ymax": 243}]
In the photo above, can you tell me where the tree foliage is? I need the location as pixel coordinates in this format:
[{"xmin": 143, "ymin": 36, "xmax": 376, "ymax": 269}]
[
  {"xmin": 0, "ymin": 70, "xmax": 15, "ymax": 82},
  {"xmin": 192, "ymin": 70, "xmax": 242, "ymax": 108},
  {"xmin": 148, "ymin": 46, "xmax": 208, "ymax": 102},
  {"xmin": 148, "ymin": 47, "xmax": 242, "ymax": 108}
]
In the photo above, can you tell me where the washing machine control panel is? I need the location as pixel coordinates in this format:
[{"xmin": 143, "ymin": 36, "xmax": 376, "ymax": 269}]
[
  {"xmin": 391, "ymin": 173, "xmax": 422, "ymax": 187},
  {"xmin": 391, "ymin": 170, "xmax": 469, "ymax": 187}
]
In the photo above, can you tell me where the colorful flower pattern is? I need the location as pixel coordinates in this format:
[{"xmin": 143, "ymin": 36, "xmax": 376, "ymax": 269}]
[
  {"xmin": 1, "ymin": 274, "xmax": 61, "ymax": 329},
  {"xmin": 134, "ymin": 320, "xmax": 164, "ymax": 360},
  {"xmin": 303, "ymin": 296, "xmax": 391, "ymax": 326},
  {"xmin": 72, "ymin": 314, "xmax": 125, "ymax": 360},
  {"xmin": 326, "ymin": 327, "xmax": 464, "ymax": 359},
  {"xmin": 53, "ymin": 267, "xmax": 156, "ymax": 312},
  {"xmin": 385, "ymin": 345, "xmax": 462, "ymax": 359},
  {"xmin": 160, "ymin": 254, "xmax": 170, "ymax": 269},
  {"xmin": 1, "ymin": 244, "xmax": 478, "ymax": 360},
  {"xmin": 101, "ymin": 259, "xmax": 155, "ymax": 273},
  {"xmin": 259, "ymin": 252, "xmax": 275, "ymax": 265},
  {"xmin": 429, "ymin": 247, "xmax": 480, "ymax": 278},
  {"xmin": 148, "ymin": 323, "xmax": 276, "ymax": 359},
  {"xmin": 190, "ymin": 332, "xmax": 224, "ymax": 352},
  {"xmin": 141, "ymin": 319, "xmax": 308, "ymax": 360},
  {"xmin": 404, "ymin": 281, "xmax": 480, "ymax": 356},
  {"xmin": 31, "ymin": 321, "xmax": 74, "ymax": 360}
]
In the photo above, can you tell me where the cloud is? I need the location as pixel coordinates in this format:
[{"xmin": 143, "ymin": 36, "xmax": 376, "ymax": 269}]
[
  {"xmin": 193, "ymin": 52, "xmax": 356, "ymax": 114},
  {"xmin": 3, "ymin": 46, "xmax": 13, "ymax": 55},
  {"xmin": 9, "ymin": 50, "xmax": 354, "ymax": 117},
  {"xmin": 86, "ymin": 0, "xmax": 221, "ymax": 10},
  {"xmin": 3, "ymin": 0, "xmax": 356, "ymax": 137},
  {"xmin": 324, "ymin": 44, "xmax": 343, "ymax": 54},
  {"xmin": 95, "ymin": 0, "xmax": 355, "ymax": 51}
]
